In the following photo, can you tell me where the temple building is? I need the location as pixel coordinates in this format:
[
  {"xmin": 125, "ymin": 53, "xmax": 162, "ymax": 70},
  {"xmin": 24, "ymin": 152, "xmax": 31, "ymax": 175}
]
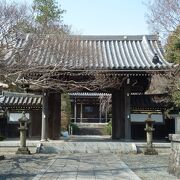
[
  {"xmin": 0, "ymin": 91, "xmax": 174, "ymax": 140},
  {"xmin": 0, "ymin": 34, "xmax": 174, "ymax": 140}
]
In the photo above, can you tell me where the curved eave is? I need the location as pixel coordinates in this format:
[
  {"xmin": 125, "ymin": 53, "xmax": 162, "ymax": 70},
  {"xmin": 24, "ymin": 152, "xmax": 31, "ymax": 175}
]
[{"xmin": 4, "ymin": 34, "xmax": 173, "ymax": 72}]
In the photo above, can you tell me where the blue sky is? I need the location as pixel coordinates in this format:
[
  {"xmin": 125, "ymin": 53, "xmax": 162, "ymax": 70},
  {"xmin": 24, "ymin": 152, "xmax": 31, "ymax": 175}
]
[{"xmin": 14, "ymin": 0, "xmax": 149, "ymax": 35}]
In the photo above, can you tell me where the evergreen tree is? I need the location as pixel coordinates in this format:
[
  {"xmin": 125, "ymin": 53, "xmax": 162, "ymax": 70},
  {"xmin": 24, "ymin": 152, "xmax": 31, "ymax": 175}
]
[
  {"xmin": 165, "ymin": 26, "xmax": 180, "ymax": 64},
  {"xmin": 146, "ymin": 0, "xmax": 180, "ymax": 109},
  {"xmin": 33, "ymin": 0, "xmax": 65, "ymax": 27},
  {"xmin": 165, "ymin": 27, "xmax": 180, "ymax": 108}
]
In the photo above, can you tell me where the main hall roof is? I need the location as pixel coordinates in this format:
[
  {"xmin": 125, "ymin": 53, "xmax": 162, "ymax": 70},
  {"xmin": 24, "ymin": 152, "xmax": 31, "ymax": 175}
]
[{"xmin": 5, "ymin": 34, "xmax": 172, "ymax": 71}]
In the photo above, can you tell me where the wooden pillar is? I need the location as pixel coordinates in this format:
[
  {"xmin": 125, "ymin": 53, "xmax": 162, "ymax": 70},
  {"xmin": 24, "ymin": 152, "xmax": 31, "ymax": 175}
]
[
  {"xmin": 112, "ymin": 85, "xmax": 131, "ymax": 140},
  {"xmin": 74, "ymin": 98, "xmax": 77, "ymax": 123},
  {"xmin": 48, "ymin": 92, "xmax": 61, "ymax": 140},
  {"xmin": 112, "ymin": 90, "xmax": 125, "ymax": 139},
  {"xmin": 99, "ymin": 98, "xmax": 102, "ymax": 123},
  {"xmin": 125, "ymin": 79, "xmax": 131, "ymax": 140},
  {"xmin": 41, "ymin": 93, "xmax": 48, "ymax": 141},
  {"xmin": 29, "ymin": 110, "xmax": 32, "ymax": 138},
  {"xmin": 30, "ymin": 109, "xmax": 42, "ymax": 137},
  {"xmin": 105, "ymin": 107, "xmax": 108, "ymax": 123},
  {"xmin": 80, "ymin": 102, "xmax": 83, "ymax": 123}
]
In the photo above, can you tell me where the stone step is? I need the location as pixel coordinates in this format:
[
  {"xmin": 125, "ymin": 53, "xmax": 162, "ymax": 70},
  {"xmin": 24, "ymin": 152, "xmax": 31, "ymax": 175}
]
[
  {"xmin": 0, "ymin": 141, "xmax": 39, "ymax": 154},
  {"xmin": 75, "ymin": 123, "xmax": 108, "ymax": 128},
  {"xmin": 0, "ymin": 139, "xmax": 171, "ymax": 155},
  {"xmin": 0, "ymin": 147, "xmax": 37, "ymax": 154},
  {"xmin": 77, "ymin": 128, "xmax": 105, "ymax": 135},
  {"xmin": 40, "ymin": 141, "xmax": 138, "ymax": 154},
  {"xmin": 136, "ymin": 142, "xmax": 171, "ymax": 154},
  {"xmin": 39, "ymin": 140, "xmax": 171, "ymax": 154},
  {"xmin": 72, "ymin": 123, "xmax": 109, "ymax": 135}
]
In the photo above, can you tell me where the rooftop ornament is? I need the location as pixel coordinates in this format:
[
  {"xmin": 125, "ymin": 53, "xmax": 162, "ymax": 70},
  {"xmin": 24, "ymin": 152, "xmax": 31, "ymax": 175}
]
[{"xmin": 152, "ymin": 53, "xmax": 162, "ymax": 64}]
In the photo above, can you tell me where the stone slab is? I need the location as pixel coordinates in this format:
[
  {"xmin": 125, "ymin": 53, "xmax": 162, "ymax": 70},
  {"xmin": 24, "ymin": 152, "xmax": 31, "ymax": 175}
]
[
  {"xmin": 32, "ymin": 153, "xmax": 141, "ymax": 180},
  {"xmin": 0, "ymin": 140, "xmax": 40, "ymax": 147},
  {"xmin": 40, "ymin": 142, "xmax": 138, "ymax": 154},
  {"xmin": 169, "ymin": 134, "xmax": 180, "ymax": 142},
  {"xmin": 169, "ymin": 133, "xmax": 180, "ymax": 178}
]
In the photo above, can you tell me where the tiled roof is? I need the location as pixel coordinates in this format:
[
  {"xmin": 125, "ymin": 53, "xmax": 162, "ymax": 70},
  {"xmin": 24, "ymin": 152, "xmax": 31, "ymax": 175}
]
[
  {"xmin": 0, "ymin": 92, "xmax": 170, "ymax": 110},
  {"xmin": 5, "ymin": 34, "xmax": 172, "ymax": 71},
  {"xmin": 0, "ymin": 92, "xmax": 42, "ymax": 109}
]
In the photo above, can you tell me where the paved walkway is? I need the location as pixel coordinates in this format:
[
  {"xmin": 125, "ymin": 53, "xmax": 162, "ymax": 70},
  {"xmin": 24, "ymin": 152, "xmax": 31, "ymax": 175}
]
[
  {"xmin": 33, "ymin": 153, "xmax": 140, "ymax": 180},
  {"xmin": 0, "ymin": 153, "xmax": 179, "ymax": 180}
]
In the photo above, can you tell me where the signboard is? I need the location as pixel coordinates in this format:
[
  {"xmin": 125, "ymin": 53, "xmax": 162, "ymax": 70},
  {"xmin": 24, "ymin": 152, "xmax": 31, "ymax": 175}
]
[
  {"xmin": 8, "ymin": 112, "xmax": 29, "ymax": 123},
  {"xmin": 131, "ymin": 113, "xmax": 163, "ymax": 123}
]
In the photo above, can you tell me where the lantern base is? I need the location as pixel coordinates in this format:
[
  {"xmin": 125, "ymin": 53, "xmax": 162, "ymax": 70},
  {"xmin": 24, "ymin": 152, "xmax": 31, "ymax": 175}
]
[
  {"xmin": 144, "ymin": 147, "xmax": 158, "ymax": 155},
  {"xmin": 16, "ymin": 147, "xmax": 30, "ymax": 155}
]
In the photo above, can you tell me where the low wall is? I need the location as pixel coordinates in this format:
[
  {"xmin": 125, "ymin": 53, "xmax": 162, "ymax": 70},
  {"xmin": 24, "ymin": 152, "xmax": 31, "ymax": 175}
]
[{"xmin": 169, "ymin": 134, "xmax": 180, "ymax": 178}]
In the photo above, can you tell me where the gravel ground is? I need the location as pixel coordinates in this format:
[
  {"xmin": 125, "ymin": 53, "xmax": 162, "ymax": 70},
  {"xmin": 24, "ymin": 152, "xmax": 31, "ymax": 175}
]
[
  {"xmin": 0, "ymin": 154, "xmax": 55, "ymax": 180},
  {"xmin": 0, "ymin": 153, "xmax": 179, "ymax": 180},
  {"xmin": 120, "ymin": 154, "xmax": 179, "ymax": 180}
]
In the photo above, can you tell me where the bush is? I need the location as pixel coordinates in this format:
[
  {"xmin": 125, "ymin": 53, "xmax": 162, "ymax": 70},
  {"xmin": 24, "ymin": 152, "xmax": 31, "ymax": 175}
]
[
  {"xmin": 104, "ymin": 121, "xmax": 112, "ymax": 135},
  {"xmin": 70, "ymin": 123, "xmax": 79, "ymax": 135}
]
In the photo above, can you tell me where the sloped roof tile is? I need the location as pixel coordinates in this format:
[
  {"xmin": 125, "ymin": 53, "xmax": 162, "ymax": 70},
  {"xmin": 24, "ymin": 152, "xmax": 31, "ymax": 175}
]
[{"xmin": 5, "ymin": 34, "xmax": 172, "ymax": 71}]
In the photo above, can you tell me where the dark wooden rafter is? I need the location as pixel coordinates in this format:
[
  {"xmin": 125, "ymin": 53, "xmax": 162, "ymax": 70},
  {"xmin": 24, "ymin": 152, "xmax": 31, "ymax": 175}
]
[{"xmin": 20, "ymin": 70, "xmax": 153, "ymax": 94}]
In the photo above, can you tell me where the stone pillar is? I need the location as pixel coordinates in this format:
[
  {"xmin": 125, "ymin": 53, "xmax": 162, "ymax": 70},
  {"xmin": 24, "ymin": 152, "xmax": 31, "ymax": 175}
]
[
  {"xmin": 169, "ymin": 134, "xmax": 180, "ymax": 178},
  {"xmin": 41, "ymin": 92, "xmax": 48, "ymax": 141},
  {"xmin": 48, "ymin": 92, "xmax": 61, "ymax": 140},
  {"xmin": 112, "ymin": 90, "xmax": 125, "ymax": 139}
]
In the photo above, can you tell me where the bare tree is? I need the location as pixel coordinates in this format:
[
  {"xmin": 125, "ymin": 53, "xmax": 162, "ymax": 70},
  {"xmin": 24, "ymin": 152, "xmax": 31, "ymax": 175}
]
[
  {"xmin": 1, "ymin": 27, "xmax": 125, "ymax": 92},
  {"xmin": 8, "ymin": 34, "xmax": 127, "ymax": 92},
  {"xmin": 0, "ymin": 1, "xmax": 33, "ymax": 89},
  {"xmin": 0, "ymin": 1, "xmax": 129, "ymax": 94},
  {"xmin": 99, "ymin": 93, "xmax": 111, "ymax": 114},
  {"xmin": 146, "ymin": 0, "xmax": 180, "ymax": 108},
  {"xmin": 146, "ymin": 0, "xmax": 180, "ymax": 40}
]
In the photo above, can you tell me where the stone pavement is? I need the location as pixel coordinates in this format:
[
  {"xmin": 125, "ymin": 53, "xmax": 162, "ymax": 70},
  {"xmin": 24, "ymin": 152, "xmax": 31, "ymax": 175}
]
[
  {"xmin": 0, "ymin": 153, "xmax": 179, "ymax": 180},
  {"xmin": 33, "ymin": 153, "xmax": 140, "ymax": 180}
]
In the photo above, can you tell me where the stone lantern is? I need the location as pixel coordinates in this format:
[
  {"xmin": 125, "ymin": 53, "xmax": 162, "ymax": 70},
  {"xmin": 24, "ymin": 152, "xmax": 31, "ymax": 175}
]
[
  {"xmin": 16, "ymin": 111, "xmax": 30, "ymax": 154},
  {"xmin": 144, "ymin": 113, "xmax": 158, "ymax": 155}
]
